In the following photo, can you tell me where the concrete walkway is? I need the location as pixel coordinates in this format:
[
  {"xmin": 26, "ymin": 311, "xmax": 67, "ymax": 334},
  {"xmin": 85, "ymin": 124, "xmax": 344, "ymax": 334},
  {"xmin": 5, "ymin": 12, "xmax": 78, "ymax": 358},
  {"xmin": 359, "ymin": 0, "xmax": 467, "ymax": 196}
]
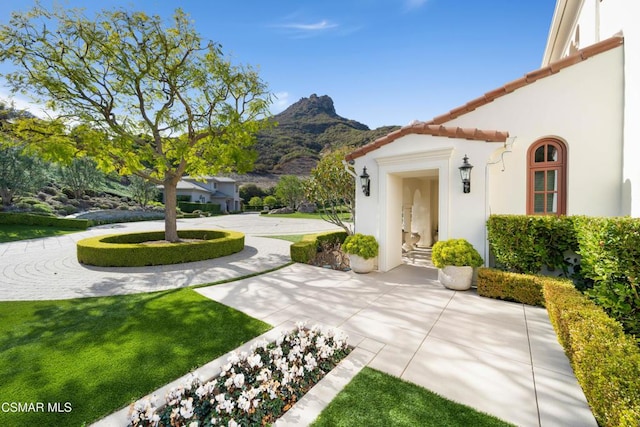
[
  {"xmin": 196, "ymin": 263, "xmax": 597, "ymax": 427},
  {"xmin": 2, "ymin": 214, "xmax": 596, "ymax": 426},
  {"xmin": 0, "ymin": 213, "xmax": 338, "ymax": 301}
]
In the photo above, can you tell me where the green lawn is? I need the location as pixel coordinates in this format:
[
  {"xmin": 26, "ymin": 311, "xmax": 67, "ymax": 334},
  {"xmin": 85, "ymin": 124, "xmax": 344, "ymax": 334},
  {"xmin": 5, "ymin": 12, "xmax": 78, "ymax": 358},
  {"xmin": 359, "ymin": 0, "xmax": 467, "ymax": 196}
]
[
  {"xmin": 312, "ymin": 368, "xmax": 514, "ymax": 427},
  {"xmin": 0, "ymin": 289, "xmax": 271, "ymax": 426},
  {"xmin": 0, "ymin": 224, "xmax": 81, "ymax": 243},
  {"xmin": 262, "ymin": 211, "xmax": 352, "ymax": 221},
  {"xmin": 262, "ymin": 234, "xmax": 305, "ymax": 243}
]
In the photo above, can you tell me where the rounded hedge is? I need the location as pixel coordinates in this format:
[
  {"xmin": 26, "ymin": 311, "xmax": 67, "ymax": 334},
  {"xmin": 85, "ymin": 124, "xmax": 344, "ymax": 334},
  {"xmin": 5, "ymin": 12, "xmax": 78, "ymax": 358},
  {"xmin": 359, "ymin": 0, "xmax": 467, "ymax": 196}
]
[{"xmin": 77, "ymin": 229, "xmax": 244, "ymax": 267}]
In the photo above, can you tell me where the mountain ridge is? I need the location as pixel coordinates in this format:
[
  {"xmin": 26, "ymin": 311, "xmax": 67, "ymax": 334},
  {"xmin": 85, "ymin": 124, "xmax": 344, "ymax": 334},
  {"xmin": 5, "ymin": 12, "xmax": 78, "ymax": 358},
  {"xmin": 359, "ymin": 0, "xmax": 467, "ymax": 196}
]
[{"xmin": 252, "ymin": 94, "xmax": 399, "ymax": 175}]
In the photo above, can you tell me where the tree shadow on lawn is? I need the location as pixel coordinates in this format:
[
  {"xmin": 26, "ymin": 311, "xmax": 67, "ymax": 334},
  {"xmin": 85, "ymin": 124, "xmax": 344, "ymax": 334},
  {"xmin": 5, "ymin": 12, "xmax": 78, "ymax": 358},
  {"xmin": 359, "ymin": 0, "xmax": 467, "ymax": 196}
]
[{"xmin": 0, "ymin": 288, "xmax": 271, "ymax": 426}]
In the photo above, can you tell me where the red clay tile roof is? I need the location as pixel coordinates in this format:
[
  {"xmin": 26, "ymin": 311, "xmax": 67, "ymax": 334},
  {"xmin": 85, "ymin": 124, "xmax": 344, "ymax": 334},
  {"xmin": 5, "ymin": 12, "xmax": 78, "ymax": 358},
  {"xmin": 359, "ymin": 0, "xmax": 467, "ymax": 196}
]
[
  {"xmin": 346, "ymin": 35, "xmax": 623, "ymax": 161},
  {"xmin": 345, "ymin": 123, "xmax": 508, "ymax": 161},
  {"xmin": 428, "ymin": 35, "xmax": 623, "ymax": 125}
]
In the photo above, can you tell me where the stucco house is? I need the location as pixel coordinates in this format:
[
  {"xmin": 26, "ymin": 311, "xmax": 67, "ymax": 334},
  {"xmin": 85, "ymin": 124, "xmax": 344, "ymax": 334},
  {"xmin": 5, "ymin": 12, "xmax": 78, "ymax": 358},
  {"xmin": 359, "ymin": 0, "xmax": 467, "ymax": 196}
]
[
  {"xmin": 347, "ymin": 0, "xmax": 638, "ymax": 272},
  {"xmin": 160, "ymin": 176, "xmax": 241, "ymax": 213}
]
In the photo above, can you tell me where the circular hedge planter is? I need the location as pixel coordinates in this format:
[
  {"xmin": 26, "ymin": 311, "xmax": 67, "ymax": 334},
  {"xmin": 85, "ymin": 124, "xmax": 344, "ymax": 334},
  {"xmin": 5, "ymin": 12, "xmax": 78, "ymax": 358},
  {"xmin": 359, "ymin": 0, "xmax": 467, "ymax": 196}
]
[{"xmin": 77, "ymin": 230, "xmax": 245, "ymax": 267}]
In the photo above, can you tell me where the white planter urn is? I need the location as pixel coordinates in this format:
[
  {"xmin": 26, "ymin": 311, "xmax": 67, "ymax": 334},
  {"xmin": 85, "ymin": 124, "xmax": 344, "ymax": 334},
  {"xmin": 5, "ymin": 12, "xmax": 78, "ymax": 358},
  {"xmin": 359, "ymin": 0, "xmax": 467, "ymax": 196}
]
[
  {"xmin": 349, "ymin": 254, "xmax": 375, "ymax": 274},
  {"xmin": 438, "ymin": 266, "xmax": 474, "ymax": 291}
]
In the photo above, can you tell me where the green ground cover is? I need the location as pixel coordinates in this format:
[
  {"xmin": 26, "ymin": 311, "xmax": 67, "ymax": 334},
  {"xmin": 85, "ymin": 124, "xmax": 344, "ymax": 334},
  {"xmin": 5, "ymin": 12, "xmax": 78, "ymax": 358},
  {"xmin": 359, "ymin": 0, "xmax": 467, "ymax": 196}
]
[
  {"xmin": 0, "ymin": 289, "xmax": 271, "ymax": 426},
  {"xmin": 263, "ymin": 211, "xmax": 351, "ymax": 221},
  {"xmin": 312, "ymin": 368, "xmax": 514, "ymax": 427},
  {"xmin": 262, "ymin": 234, "xmax": 305, "ymax": 243},
  {"xmin": 0, "ymin": 224, "xmax": 80, "ymax": 242}
]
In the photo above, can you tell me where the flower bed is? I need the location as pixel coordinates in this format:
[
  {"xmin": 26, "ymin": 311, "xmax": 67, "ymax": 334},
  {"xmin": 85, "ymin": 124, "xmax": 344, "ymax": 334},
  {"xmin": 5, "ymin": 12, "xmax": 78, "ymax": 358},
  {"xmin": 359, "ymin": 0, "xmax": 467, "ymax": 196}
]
[{"xmin": 128, "ymin": 323, "xmax": 350, "ymax": 426}]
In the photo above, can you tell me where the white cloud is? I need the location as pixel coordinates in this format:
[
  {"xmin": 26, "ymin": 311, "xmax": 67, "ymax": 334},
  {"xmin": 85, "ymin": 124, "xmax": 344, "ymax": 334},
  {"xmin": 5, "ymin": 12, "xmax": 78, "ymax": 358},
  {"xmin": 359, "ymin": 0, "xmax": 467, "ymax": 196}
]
[
  {"xmin": 280, "ymin": 20, "xmax": 338, "ymax": 31},
  {"xmin": 273, "ymin": 18, "xmax": 341, "ymax": 38},
  {"xmin": 271, "ymin": 91, "xmax": 291, "ymax": 113}
]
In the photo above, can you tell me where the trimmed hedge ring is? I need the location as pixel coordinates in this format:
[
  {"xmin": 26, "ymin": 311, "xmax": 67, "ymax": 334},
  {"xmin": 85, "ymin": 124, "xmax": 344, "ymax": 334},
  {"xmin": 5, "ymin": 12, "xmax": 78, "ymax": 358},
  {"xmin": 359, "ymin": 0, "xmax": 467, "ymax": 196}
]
[{"xmin": 77, "ymin": 229, "xmax": 244, "ymax": 267}]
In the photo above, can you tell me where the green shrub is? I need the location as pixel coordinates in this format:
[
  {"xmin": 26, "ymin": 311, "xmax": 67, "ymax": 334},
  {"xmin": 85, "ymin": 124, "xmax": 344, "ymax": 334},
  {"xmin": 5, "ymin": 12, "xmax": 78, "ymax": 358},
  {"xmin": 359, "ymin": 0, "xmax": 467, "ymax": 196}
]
[
  {"xmin": 290, "ymin": 231, "xmax": 348, "ymax": 264},
  {"xmin": 263, "ymin": 195, "xmax": 277, "ymax": 208},
  {"xmin": 431, "ymin": 238, "xmax": 483, "ymax": 269},
  {"xmin": 543, "ymin": 279, "xmax": 640, "ymax": 427},
  {"xmin": 76, "ymin": 230, "xmax": 244, "ymax": 267},
  {"xmin": 31, "ymin": 203, "xmax": 54, "ymax": 215},
  {"xmin": 477, "ymin": 268, "xmax": 544, "ymax": 307},
  {"xmin": 573, "ymin": 216, "xmax": 640, "ymax": 338},
  {"xmin": 177, "ymin": 202, "xmax": 221, "ymax": 214},
  {"xmin": 487, "ymin": 215, "xmax": 577, "ymax": 274},
  {"xmin": 0, "ymin": 212, "xmax": 88, "ymax": 229},
  {"xmin": 342, "ymin": 233, "xmax": 378, "ymax": 260}
]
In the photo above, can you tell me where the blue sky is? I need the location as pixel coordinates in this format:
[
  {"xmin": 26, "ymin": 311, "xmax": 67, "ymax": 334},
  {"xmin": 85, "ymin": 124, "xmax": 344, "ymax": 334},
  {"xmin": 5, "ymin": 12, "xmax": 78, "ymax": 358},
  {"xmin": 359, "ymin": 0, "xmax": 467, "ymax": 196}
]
[{"xmin": 0, "ymin": 0, "xmax": 557, "ymax": 129}]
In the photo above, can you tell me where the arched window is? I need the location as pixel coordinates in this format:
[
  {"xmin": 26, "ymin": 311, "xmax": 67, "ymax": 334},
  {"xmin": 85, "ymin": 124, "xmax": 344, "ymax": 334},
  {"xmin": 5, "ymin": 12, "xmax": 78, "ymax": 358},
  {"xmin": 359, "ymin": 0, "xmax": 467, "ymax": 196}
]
[{"xmin": 527, "ymin": 138, "xmax": 567, "ymax": 215}]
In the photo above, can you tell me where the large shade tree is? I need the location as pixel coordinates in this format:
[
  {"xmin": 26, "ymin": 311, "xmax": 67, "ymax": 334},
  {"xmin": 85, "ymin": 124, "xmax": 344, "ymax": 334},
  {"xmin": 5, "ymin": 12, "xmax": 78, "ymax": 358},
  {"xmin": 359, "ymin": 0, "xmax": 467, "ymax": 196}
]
[{"xmin": 0, "ymin": 5, "xmax": 272, "ymax": 241}]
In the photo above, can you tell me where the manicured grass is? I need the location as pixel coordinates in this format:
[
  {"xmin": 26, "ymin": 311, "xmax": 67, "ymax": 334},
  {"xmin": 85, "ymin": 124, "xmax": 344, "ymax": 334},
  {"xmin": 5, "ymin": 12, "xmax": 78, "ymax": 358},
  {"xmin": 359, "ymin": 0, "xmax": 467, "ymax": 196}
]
[
  {"xmin": 0, "ymin": 289, "xmax": 271, "ymax": 426},
  {"xmin": 263, "ymin": 211, "xmax": 352, "ymax": 221},
  {"xmin": 262, "ymin": 234, "xmax": 305, "ymax": 243},
  {"xmin": 0, "ymin": 224, "xmax": 80, "ymax": 242},
  {"xmin": 312, "ymin": 368, "xmax": 514, "ymax": 427}
]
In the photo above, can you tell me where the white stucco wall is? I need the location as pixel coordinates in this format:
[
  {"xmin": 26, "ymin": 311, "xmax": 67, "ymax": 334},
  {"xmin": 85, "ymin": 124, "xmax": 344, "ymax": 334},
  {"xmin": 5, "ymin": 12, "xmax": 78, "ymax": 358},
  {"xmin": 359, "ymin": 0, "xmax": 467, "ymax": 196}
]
[
  {"xmin": 599, "ymin": 0, "xmax": 640, "ymax": 216},
  {"xmin": 443, "ymin": 46, "xmax": 624, "ymax": 217},
  {"xmin": 353, "ymin": 136, "xmax": 503, "ymax": 271},
  {"xmin": 547, "ymin": 0, "xmax": 639, "ymax": 216}
]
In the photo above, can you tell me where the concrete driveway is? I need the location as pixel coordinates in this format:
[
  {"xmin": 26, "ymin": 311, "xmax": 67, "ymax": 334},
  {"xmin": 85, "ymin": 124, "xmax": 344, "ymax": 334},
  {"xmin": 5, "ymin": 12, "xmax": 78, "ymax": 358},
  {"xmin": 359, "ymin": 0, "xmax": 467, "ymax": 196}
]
[{"xmin": 0, "ymin": 213, "xmax": 339, "ymax": 301}]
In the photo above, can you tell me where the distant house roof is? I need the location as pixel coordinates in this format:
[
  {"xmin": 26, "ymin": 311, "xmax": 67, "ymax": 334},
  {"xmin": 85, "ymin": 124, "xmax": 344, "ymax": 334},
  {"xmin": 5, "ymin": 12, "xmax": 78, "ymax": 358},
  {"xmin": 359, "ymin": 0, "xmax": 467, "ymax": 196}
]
[
  {"xmin": 209, "ymin": 190, "xmax": 233, "ymax": 199},
  {"xmin": 183, "ymin": 175, "xmax": 236, "ymax": 183},
  {"xmin": 346, "ymin": 35, "xmax": 623, "ymax": 161},
  {"xmin": 176, "ymin": 181, "xmax": 209, "ymax": 191}
]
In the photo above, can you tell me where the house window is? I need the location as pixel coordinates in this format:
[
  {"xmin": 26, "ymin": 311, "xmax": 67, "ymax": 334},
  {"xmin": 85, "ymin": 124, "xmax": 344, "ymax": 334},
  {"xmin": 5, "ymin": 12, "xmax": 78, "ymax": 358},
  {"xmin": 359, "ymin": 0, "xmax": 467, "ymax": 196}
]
[{"xmin": 527, "ymin": 138, "xmax": 566, "ymax": 215}]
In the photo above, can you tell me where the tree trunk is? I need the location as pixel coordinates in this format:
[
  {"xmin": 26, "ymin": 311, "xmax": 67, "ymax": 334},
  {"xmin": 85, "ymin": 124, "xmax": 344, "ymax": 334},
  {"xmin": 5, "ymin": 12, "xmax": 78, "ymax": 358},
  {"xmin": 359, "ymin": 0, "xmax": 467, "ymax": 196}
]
[
  {"xmin": 163, "ymin": 179, "xmax": 180, "ymax": 242},
  {"xmin": 0, "ymin": 188, "xmax": 13, "ymax": 207}
]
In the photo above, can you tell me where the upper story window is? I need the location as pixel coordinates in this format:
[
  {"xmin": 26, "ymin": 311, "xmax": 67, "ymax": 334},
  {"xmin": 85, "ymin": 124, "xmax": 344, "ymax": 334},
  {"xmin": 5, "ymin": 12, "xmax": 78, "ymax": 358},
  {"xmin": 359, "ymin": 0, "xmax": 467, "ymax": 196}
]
[{"xmin": 527, "ymin": 138, "xmax": 567, "ymax": 215}]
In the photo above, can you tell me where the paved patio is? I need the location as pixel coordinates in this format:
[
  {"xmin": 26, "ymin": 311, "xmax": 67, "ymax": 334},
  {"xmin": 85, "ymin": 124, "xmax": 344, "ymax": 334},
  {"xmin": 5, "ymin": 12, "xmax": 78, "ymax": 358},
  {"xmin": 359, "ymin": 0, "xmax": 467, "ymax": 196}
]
[
  {"xmin": 196, "ymin": 262, "xmax": 596, "ymax": 427},
  {"xmin": 1, "ymin": 214, "xmax": 596, "ymax": 425}
]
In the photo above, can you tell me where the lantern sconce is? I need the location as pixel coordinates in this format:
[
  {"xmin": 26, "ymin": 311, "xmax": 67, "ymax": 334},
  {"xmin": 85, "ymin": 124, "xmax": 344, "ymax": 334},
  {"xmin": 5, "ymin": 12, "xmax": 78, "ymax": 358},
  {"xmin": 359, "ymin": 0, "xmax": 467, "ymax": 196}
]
[
  {"xmin": 360, "ymin": 167, "xmax": 371, "ymax": 196},
  {"xmin": 459, "ymin": 155, "xmax": 473, "ymax": 194}
]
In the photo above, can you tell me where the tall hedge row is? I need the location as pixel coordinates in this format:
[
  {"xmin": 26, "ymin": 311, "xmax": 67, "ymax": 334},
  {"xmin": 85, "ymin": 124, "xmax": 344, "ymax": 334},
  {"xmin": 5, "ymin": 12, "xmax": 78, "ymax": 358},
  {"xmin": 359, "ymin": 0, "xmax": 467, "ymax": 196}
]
[
  {"xmin": 0, "ymin": 212, "xmax": 89, "ymax": 229},
  {"xmin": 486, "ymin": 215, "xmax": 577, "ymax": 274},
  {"xmin": 573, "ymin": 216, "xmax": 640, "ymax": 338},
  {"xmin": 177, "ymin": 202, "xmax": 221, "ymax": 214},
  {"xmin": 487, "ymin": 215, "xmax": 640, "ymax": 337}
]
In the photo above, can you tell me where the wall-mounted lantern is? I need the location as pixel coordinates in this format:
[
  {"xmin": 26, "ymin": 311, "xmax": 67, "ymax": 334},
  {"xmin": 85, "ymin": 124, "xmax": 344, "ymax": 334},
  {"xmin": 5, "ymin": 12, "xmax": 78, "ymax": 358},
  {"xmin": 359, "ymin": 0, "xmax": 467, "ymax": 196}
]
[
  {"xmin": 459, "ymin": 155, "xmax": 473, "ymax": 194},
  {"xmin": 360, "ymin": 167, "xmax": 371, "ymax": 196}
]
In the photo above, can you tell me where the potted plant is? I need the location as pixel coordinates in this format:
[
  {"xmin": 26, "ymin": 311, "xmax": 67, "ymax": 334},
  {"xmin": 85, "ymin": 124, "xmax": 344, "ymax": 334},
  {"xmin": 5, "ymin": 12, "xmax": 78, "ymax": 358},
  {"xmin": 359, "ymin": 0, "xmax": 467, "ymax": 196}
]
[
  {"xmin": 342, "ymin": 233, "xmax": 379, "ymax": 273},
  {"xmin": 431, "ymin": 238, "xmax": 483, "ymax": 290}
]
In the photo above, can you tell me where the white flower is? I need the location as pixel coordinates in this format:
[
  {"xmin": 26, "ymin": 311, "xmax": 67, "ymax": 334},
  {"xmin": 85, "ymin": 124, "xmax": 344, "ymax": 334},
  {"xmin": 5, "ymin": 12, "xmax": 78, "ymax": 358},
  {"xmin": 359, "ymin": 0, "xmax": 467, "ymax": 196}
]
[
  {"xmin": 237, "ymin": 395, "xmax": 251, "ymax": 412},
  {"xmin": 304, "ymin": 353, "xmax": 317, "ymax": 371},
  {"xmin": 270, "ymin": 346, "xmax": 283, "ymax": 360},
  {"xmin": 256, "ymin": 368, "xmax": 272, "ymax": 382},
  {"xmin": 184, "ymin": 373, "xmax": 202, "ymax": 390},
  {"xmin": 179, "ymin": 397, "xmax": 194, "ymax": 419},
  {"xmin": 188, "ymin": 421, "xmax": 199, "ymax": 427},
  {"xmin": 227, "ymin": 351, "xmax": 240, "ymax": 364},
  {"xmin": 247, "ymin": 353, "xmax": 263, "ymax": 369},
  {"xmin": 228, "ymin": 420, "xmax": 238, "ymax": 427},
  {"xmin": 233, "ymin": 373, "xmax": 245, "ymax": 388}
]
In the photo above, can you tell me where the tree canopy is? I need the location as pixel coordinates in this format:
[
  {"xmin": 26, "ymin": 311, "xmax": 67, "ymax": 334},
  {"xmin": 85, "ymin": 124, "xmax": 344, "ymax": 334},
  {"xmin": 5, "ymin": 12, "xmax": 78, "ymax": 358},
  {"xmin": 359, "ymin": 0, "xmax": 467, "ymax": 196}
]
[
  {"xmin": 305, "ymin": 148, "xmax": 355, "ymax": 234},
  {"xmin": 0, "ymin": 5, "xmax": 272, "ymax": 240}
]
